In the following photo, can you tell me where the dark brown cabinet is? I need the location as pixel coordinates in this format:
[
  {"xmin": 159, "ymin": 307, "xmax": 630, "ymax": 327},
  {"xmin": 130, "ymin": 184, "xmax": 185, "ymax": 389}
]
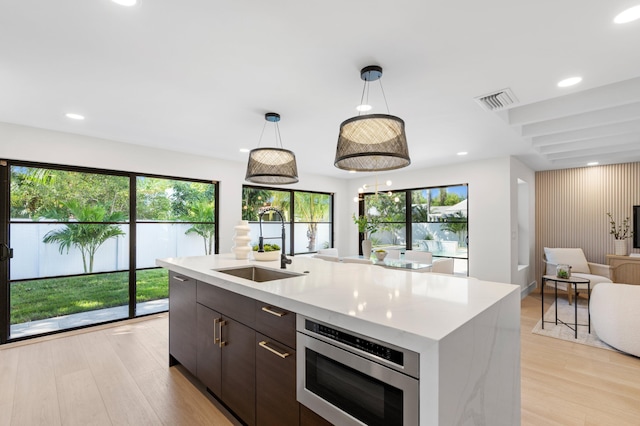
[
  {"xmin": 168, "ymin": 273, "xmax": 197, "ymax": 375},
  {"xmin": 170, "ymin": 273, "xmax": 326, "ymax": 426},
  {"xmin": 256, "ymin": 333, "xmax": 298, "ymax": 425},
  {"xmin": 196, "ymin": 282, "xmax": 256, "ymax": 426}
]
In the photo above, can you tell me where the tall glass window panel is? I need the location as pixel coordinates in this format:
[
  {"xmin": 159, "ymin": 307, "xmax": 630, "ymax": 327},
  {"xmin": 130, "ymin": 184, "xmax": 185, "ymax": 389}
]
[
  {"xmin": 9, "ymin": 166, "xmax": 129, "ymax": 338},
  {"xmin": 135, "ymin": 177, "xmax": 217, "ymax": 314},
  {"xmin": 293, "ymin": 192, "xmax": 332, "ymax": 253},
  {"xmin": 242, "ymin": 187, "xmax": 291, "ymax": 253},
  {"xmin": 411, "ymin": 185, "xmax": 468, "ymax": 275},
  {"xmin": 364, "ymin": 191, "xmax": 406, "ymax": 249}
]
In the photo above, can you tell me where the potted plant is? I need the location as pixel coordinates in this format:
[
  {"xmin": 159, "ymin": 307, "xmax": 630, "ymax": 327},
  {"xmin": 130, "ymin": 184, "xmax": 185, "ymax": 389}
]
[
  {"xmin": 607, "ymin": 213, "xmax": 634, "ymax": 256},
  {"xmin": 353, "ymin": 214, "xmax": 378, "ymax": 256},
  {"xmin": 252, "ymin": 243, "xmax": 281, "ymax": 261}
]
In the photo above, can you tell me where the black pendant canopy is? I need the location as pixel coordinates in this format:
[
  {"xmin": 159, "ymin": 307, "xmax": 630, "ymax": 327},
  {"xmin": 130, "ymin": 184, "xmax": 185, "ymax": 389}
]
[{"xmin": 334, "ymin": 66, "xmax": 410, "ymax": 172}]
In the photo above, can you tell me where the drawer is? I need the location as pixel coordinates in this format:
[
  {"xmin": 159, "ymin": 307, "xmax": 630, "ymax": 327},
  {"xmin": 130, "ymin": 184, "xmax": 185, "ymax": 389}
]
[
  {"xmin": 197, "ymin": 281, "xmax": 255, "ymax": 327},
  {"xmin": 254, "ymin": 301, "xmax": 296, "ymax": 348}
]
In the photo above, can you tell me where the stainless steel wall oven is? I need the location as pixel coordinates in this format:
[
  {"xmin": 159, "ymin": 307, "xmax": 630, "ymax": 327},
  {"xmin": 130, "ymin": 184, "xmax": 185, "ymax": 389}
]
[{"xmin": 297, "ymin": 316, "xmax": 419, "ymax": 426}]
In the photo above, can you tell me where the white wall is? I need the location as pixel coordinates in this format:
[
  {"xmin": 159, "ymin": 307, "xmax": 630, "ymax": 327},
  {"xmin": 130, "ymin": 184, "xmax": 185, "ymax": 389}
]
[
  {"xmin": 1, "ymin": 122, "xmax": 535, "ymax": 287},
  {"xmin": 510, "ymin": 157, "xmax": 536, "ymax": 292}
]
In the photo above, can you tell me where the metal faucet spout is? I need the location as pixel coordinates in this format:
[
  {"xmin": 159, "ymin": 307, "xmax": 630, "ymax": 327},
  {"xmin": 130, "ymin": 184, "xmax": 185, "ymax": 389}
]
[{"xmin": 258, "ymin": 207, "xmax": 291, "ymax": 269}]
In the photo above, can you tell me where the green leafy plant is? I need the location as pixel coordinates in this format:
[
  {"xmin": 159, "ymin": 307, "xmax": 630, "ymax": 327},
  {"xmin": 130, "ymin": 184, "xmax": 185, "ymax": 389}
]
[
  {"xmin": 352, "ymin": 214, "xmax": 379, "ymax": 239},
  {"xmin": 253, "ymin": 243, "xmax": 280, "ymax": 252},
  {"xmin": 607, "ymin": 212, "xmax": 633, "ymax": 240},
  {"xmin": 42, "ymin": 201, "xmax": 126, "ymax": 273}
]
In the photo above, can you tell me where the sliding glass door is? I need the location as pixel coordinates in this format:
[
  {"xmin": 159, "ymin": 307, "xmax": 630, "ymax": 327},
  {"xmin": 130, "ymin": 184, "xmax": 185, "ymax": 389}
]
[{"xmin": 0, "ymin": 161, "xmax": 218, "ymax": 343}]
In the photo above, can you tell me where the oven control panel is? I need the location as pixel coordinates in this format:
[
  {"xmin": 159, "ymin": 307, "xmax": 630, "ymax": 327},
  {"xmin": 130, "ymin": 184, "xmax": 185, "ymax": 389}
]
[{"xmin": 305, "ymin": 319, "xmax": 404, "ymax": 366}]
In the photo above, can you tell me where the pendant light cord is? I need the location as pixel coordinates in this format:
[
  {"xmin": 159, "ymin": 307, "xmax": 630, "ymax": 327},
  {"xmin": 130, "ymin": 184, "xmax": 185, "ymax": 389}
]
[{"xmin": 256, "ymin": 120, "xmax": 284, "ymax": 148}]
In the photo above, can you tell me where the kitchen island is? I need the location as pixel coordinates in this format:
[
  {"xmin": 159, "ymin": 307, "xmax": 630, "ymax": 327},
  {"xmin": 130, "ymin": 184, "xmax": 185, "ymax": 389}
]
[{"xmin": 157, "ymin": 254, "xmax": 520, "ymax": 426}]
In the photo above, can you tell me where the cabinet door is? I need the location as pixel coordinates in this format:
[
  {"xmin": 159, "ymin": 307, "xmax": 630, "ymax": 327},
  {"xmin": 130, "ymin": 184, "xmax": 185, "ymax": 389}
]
[
  {"xmin": 221, "ymin": 317, "xmax": 256, "ymax": 426},
  {"xmin": 168, "ymin": 273, "xmax": 197, "ymax": 374},
  {"xmin": 196, "ymin": 303, "xmax": 222, "ymax": 396},
  {"xmin": 256, "ymin": 333, "xmax": 298, "ymax": 426}
]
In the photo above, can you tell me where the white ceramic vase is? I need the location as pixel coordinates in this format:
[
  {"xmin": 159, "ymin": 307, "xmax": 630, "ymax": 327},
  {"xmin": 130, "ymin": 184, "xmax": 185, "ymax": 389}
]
[
  {"xmin": 232, "ymin": 220, "xmax": 252, "ymax": 259},
  {"xmin": 614, "ymin": 239, "xmax": 628, "ymax": 256},
  {"xmin": 361, "ymin": 239, "xmax": 372, "ymax": 258}
]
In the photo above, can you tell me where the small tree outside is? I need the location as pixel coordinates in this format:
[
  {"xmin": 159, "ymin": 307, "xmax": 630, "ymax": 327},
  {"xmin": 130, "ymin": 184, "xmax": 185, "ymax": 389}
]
[
  {"xmin": 183, "ymin": 200, "xmax": 216, "ymax": 255},
  {"xmin": 42, "ymin": 201, "xmax": 126, "ymax": 273},
  {"xmin": 441, "ymin": 211, "xmax": 468, "ymax": 247}
]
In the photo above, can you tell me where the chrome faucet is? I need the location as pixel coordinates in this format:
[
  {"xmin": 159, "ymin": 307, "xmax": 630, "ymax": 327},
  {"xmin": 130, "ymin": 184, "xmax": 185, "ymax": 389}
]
[{"xmin": 258, "ymin": 207, "xmax": 292, "ymax": 269}]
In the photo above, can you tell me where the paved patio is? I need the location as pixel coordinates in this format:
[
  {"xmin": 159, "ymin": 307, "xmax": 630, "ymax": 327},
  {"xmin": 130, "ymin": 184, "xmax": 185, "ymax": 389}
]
[{"xmin": 10, "ymin": 298, "xmax": 168, "ymax": 339}]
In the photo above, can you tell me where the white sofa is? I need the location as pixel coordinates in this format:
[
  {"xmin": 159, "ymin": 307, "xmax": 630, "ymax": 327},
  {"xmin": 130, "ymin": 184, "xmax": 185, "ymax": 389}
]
[
  {"xmin": 543, "ymin": 247, "xmax": 612, "ymax": 304},
  {"xmin": 590, "ymin": 283, "xmax": 640, "ymax": 357}
]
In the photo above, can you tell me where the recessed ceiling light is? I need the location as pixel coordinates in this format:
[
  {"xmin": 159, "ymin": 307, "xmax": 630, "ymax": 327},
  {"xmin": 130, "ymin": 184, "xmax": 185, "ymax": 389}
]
[
  {"xmin": 348, "ymin": 170, "xmax": 356, "ymax": 174},
  {"xmin": 356, "ymin": 104, "xmax": 372, "ymax": 112},
  {"xmin": 112, "ymin": 0, "xmax": 138, "ymax": 6},
  {"xmin": 457, "ymin": 151, "xmax": 468, "ymax": 156},
  {"xmin": 65, "ymin": 113, "xmax": 85, "ymax": 120},
  {"xmin": 587, "ymin": 162, "xmax": 599, "ymax": 166},
  {"xmin": 557, "ymin": 77, "xmax": 582, "ymax": 88},
  {"xmin": 239, "ymin": 148, "xmax": 250, "ymax": 153},
  {"xmin": 614, "ymin": 5, "xmax": 640, "ymax": 24}
]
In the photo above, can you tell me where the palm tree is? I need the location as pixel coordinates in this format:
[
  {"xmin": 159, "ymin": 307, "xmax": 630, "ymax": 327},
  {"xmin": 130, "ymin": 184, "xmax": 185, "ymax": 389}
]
[
  {"xmin": 42, "ymin": 201, "xmax": 126, "ymax": 273},
  {"xmin": 295, "ymin": 192, "xmax": 330, "ymax": 251},
  {"xmin": 183, "ymin": 200, "xmax": 216, "ymax": 255}
]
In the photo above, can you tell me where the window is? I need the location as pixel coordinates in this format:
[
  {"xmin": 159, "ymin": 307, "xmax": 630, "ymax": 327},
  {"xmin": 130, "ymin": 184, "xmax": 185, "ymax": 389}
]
[
  {"xmin": 242, "ymin": 186, "xmax": 333, "ymax": 254},
  {"xmin": 1, "ymin": 161, "xmax": 218, "ymax": 343},
  {"xmin": 361, "ymin": 184, "xmax": 468, "ymax": 275}
]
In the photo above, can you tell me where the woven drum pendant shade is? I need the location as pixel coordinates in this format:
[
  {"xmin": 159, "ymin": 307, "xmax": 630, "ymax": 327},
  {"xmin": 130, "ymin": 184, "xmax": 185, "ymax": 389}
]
[
  {"xmin": 245, "ymin": 147, "xmax": 299, "ymax": 184},
  {"xmin": 334, "ymin": 113, "xmax": 410, "ymax": 171},
  {"xmin": 245, "ymin": 112, "xmax": 299, "ymax": 185}
]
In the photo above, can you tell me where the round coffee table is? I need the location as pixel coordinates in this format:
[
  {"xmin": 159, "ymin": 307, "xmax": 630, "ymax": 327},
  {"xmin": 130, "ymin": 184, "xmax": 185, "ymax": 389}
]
[{"xmin": 541, "ymin": 274, "xmax": 591, "ymax": 338}]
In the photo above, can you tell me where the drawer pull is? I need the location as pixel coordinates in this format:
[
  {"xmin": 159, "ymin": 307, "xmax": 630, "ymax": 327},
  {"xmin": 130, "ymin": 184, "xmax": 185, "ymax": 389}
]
[
  {"xmin": 259, "ymin": 341, "xmax": 290, "ymax": 358},
  {"xmin": 172, "ymin": 276, "xmax": 188, "ymax": 282},
  {"xmin": 261, "ymin": 306, "xmax": 286, "ymax": 317}
]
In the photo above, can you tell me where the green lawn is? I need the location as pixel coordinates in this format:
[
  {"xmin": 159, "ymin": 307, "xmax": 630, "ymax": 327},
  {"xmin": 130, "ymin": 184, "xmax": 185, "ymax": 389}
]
[{"xmin": 10, "ymin": 269, "xmax": 168, "ymax": 325}]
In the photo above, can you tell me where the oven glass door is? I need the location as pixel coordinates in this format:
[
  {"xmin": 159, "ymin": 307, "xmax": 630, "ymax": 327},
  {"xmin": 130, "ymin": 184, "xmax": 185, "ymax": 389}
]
[{"xmin": 305, "ymin": 347, "xmax": 403, "ymax": 426}]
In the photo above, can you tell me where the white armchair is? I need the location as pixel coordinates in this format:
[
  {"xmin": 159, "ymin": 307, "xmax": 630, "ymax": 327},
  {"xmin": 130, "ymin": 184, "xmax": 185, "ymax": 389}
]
[{"xmin": 543, "ymin": 247, "xmax": 612, "ymax": 305}]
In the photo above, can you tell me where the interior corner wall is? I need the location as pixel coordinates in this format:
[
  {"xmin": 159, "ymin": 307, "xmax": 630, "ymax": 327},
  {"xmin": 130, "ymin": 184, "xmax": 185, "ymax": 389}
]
[
  {"xmin": 346, "ymin": 156, "xmax": 522, "ymax": 284},
  {"xmin": 535, "ymin": 162, "xmax": 640, "ymax": 284},
  {"xmin": 0, "ymin": 122, "xmax": 348, "ymax": 255},
  {"xmin": 510, "ymin": 157, "xmax": 536, "ymax": 291}
]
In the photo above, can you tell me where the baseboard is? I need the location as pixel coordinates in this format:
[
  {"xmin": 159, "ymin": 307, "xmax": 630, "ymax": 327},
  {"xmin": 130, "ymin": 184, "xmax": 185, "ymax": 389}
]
[{"xmin": 521, "ymin": 280, "xmax": 537, "ymax": 299}]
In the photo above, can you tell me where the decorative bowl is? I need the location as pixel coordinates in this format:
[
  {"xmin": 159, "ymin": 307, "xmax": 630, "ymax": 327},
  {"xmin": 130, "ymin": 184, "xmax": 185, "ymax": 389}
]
[
  {"xmin": 253, "ymin": 251, "xmax": 280, "ymax": 261},
  {"xmin": 374, "ymin": 250, "xmax": 387, "ymax": 261}
]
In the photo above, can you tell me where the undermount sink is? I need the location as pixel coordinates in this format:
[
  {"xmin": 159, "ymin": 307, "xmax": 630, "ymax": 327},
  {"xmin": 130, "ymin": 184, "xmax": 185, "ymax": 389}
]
[{"xmin": 214, "ymin": 266, "xmax": 303, "ymax": 282}]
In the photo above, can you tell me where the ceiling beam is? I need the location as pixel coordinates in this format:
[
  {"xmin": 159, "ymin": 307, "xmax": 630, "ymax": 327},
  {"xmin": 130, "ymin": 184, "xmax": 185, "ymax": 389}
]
[{"xmin": 508, "ymin": 77, "xmax": 640, "ymax": 125}]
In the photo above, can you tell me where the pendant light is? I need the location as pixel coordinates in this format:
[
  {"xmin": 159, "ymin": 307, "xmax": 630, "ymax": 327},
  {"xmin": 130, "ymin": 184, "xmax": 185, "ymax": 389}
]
[
  {"xmin": 245, "ymin": 112, "xmax": 299, "ymax": 185},
  {"xmin": 334, "ymin": 65, "xmax": 411, "ymax": 172}
]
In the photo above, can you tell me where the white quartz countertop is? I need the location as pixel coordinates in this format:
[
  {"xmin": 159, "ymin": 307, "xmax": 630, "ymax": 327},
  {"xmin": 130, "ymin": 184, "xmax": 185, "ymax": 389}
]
[{"xmin": 157, "ymin": 254, "xmax": 519, "ymax": 352}]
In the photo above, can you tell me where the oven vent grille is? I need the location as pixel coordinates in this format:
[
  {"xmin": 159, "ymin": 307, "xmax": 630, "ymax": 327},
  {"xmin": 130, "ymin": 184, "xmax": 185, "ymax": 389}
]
[{"xmin": 474, "ymin": 88, "xmax": 518, "ymax": 111}]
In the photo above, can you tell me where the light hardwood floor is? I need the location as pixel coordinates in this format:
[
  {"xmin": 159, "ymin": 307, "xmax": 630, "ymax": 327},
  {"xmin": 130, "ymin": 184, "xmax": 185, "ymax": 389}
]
[{"xmin": 1, "ymin": 296, "xmax": 639, "ymax": 425}]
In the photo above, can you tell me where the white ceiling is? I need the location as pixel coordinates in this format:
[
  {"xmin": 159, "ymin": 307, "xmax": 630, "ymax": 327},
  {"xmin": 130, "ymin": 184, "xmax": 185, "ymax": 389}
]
[{"xmin": 1, "ymin": 0, "xmax": 640, "ymax": 179}]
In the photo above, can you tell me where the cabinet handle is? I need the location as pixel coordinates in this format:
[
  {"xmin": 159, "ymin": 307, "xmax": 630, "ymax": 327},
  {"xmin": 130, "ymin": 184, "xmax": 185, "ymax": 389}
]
[
  {"xmin": 218, "ymin": 320, "xmax": 227, "ymax": 348},
  {"xmin": 259, "ymin": 341, "xmax": 290, "ymax": 359},
  {"xmin": 261, "ymin": 306, "xmax": 286, "ymax": 317},
  {"xmin": 213, "ymin": 317, "xmax": 220, "ymax": 344},
  {"xmin": 172, "ymin": 276, "xmax": 188, "ymax": 282}
]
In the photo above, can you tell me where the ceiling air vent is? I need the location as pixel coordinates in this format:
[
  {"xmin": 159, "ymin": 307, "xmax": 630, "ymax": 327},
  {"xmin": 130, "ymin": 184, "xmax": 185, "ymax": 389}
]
[{"xmin": 474, "ymin": 88, "xmax": 518, "ymax": 111}]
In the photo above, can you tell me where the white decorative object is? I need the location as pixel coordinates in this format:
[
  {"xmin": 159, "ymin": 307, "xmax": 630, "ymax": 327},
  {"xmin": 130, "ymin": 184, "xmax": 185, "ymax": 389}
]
[
  {"xmin": 232, "ymin": 220, "xmax": 251, "ymax": 259},
  {"xmin": 614, "ymin": 239, "xmax": 628, "ymax": 256},
  {"xmin": 361, "ymin": 239, "xmax": 372, "ymax": 258},
  {"xmin": 253, "ymin": 250, "xmax": 280, "ymax": 261}
]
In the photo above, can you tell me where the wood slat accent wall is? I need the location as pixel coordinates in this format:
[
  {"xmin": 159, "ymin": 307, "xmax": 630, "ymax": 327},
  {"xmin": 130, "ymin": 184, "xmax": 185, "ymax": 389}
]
[{"xmin": 535, "ymin": 162, "xmax": 640, "ymax": 283}]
